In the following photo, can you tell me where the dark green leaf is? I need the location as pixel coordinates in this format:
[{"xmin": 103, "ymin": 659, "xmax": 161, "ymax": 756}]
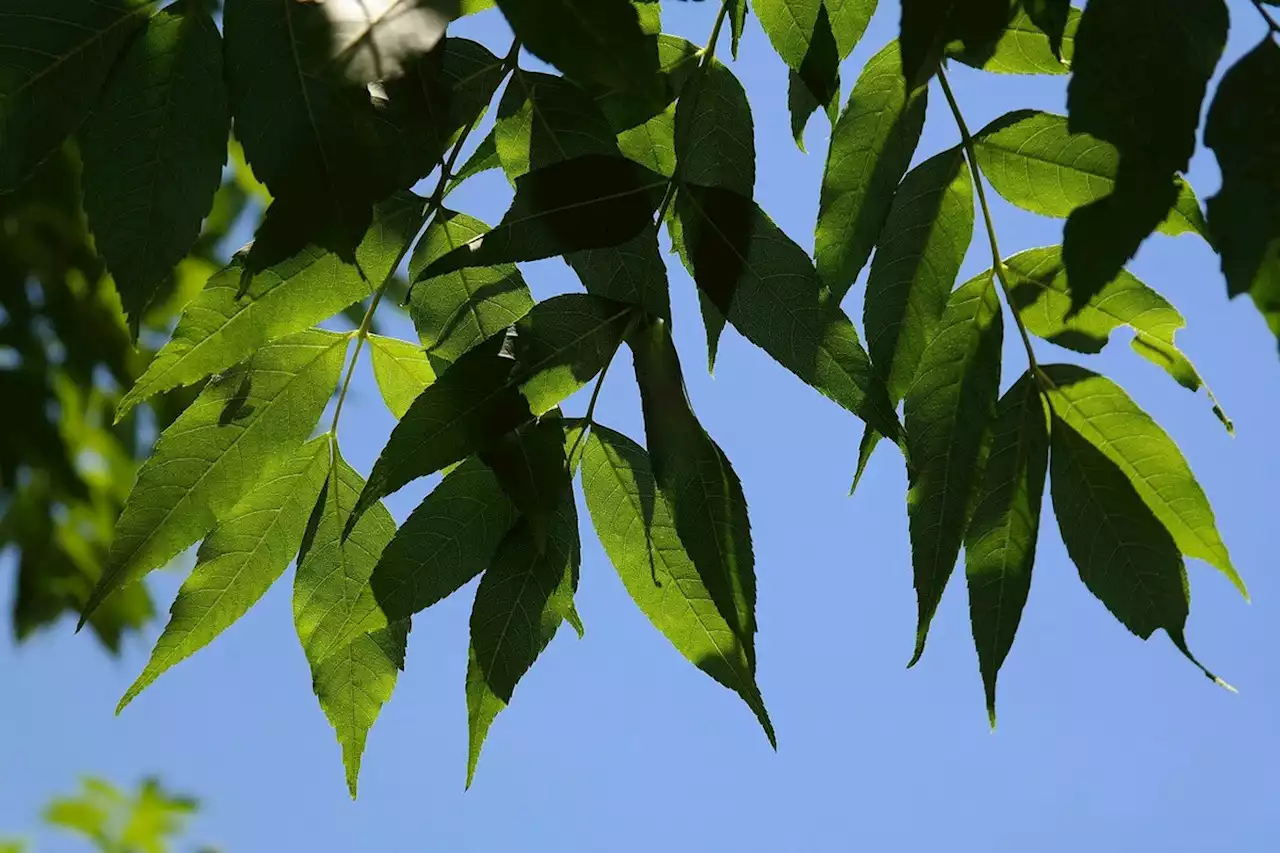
[
  {"xmin": 675, "ymin": 61, "xmax": 755, "ymax": 198},
  {"xmin": 80, "ymin": 4, "xmax": 229, "ymax": 327},
  {"xmin": 581, "ymin": 425, "xmax": 775, "ymax": 744},
  {"xmin": 567, "ymin": 225, "xmax": 671, "ymax": 321},
  {"xmin": 786, "ymin": 6, "xmax": 841, "ymax": 152},
  {"xmin": 412, "ymin": 155, "xmax": 667, "ymax": 283},
  {"xmin": 352, "ymin": 294, "xmax": 634, "ymax": 523},
  {"xmin": 83, "ymin": 330, "xmax": 350, "ymax": 625},
  {"xmin": 408, "ymin": 209, "xmax": 534, "ymax": 372},
  {"xmin": 864, "ymin": 147, "xmax": 974, "ymax": 403},
  {"xmin": 368, "ymin": 335, "xmax": 436, "ymax": 419},
  {"xmin": 631, "ymin": 319, "xmax": 758, "ymax": 671},
  {"xmin": 466, "ymin": 495, "xmax": 580, "ymax": 785},
  {"xmin": 947, "ymin": 2, "xmax": 1078, "ymax": 74},
  {"xmin": 479, "ymin": 414, "xmax": 573, "ymax": 537},
  {"xmin": 371, "ymin": 458, "xmax": 518, "ymax": 624},
  {"xmin": 964, "ymin": 373, "xmax": 1048, "ymax": 726},
  {"xmin": 973, "ymin": 111, "xmax": 1211, "ymax": 241},
  {"xmin": 447, "ymin": 131, "xmax": 501, "ymax": 194},
  {"xmin": 0, "ymin": 0, "xmax": 150, "ymax": 192},
  {"xmin": 848, "ymin": 424, "xmax": 882, "ymax": 497},
  {"xmin": 753, "ymin": 0, "xmax": 823, "ymax": 70},
  {"xmin": 816, "ymin": 41, "xmax": 929, "ymax": 300},
  {"xmin": 120, "ymin": 438, "xmax": 331, "ymax": 712},
  {"xmin": 1205, "ymin": 37, "xmax": 1280, "ymax": 346},
  {"xmin": 1040, "ymin": 365, "xmax": 1245, "ymax": 597},
  {"xmin": 899, "ymin": 0, "xmax": 1015, "ymax": 86},
  {"xmin": 495, "ymin": 71, "xmax": 618, "ymax": 180},
  {"xmin": 728, "ymin": 0, "xmax": 748, "ymax": 58},
  {"xmin": 904, "ymin": 272, "xmax": 1003, "ymax": 665},
  {"xmin": 1064, "ymin": 0, "xmax": 1227, "ymax": 306},
  {"xmin": 1022, "ymin": 0, "xmax": 1070, "ymax": 59}
]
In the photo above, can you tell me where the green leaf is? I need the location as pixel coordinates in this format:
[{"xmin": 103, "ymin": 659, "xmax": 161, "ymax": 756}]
[
  {"xmin": 904, "ymin": 272, "xmax": 1003, "ymax": 665},
  {"xmin": 79, "ymin": 3, "xmax": 229, "ymax": 327},
  {"xmin": 631, "ymin": 319, "xmax": 758, "ymax": 670},
  {"xmin": 370, "ymin": 458, "xmax": 518, "ymax": 624},
  {"xmin": 972, "ymin": 111, "xmax": 1211, "ymax": 240},
  {"xmin": 946, "ymin": 3, "xmax": 1078, "ymax": 74},
  {"xmin": 117, "ymin": 192, "xmax": 422, "ymax": 419},
  {"xmin": 728, "ymin": 0, "xmax": 748, "ymax": 58},
  {"xmin": 119, "ymin": 438, "xmax": 331, "ymax": 712},
  {"xmin": 1064, "ymin": 0, "xmax": 1227, "ymax": 306},
  {"xmin": 899, "ymin": 0, "xmax": 1015, "ymax": 86},
  {"xmin": 848, "ymin": 424, "xmax": 882, "ymax": 497},
  {"xmin": 581, "ymin": 425, "xmax": 775, "ymax": 745},
  {"xmin": 1205, "ymin": 37, "xmax": 1280, "ymax": 347},
  {"xmin": 0, "ymin": 0, "xmax": 150, "ymax": 192},
  {"xmin": 1022, "ymin": 0, "xmax": 1070, "ymax": 59},
  {"xmin": 447, "ymin": 131, "xmax": 501, "ymax": 194},
  {"xmin": 1004, "ymin": 246, "xmax": 1229, "ymax": 430},
  {"xmin": 864, "ymin": 147, "xmax": 974, "ymax": 403},
  {"xmin": 1049, "ymin": 414, "xmax": 1221, "ymax": 683},
  {"xmin": 323, "ymin": 0, "xmax": 457, "ymax": 86},
  {"xmin": 495, "ymin": 71, "xmax": 618, "ymax": 181},
  {"xmin": 675, "ymin": 61, "xmax": 755, "ymax": 198},
  {"xmin": 352, "ymin": 294, "xmax": 635, "ymax": 523},
  {"xmin": 466, "ymin": 495, "xmax": 580, "ymax": 785},
  {"xmin": 408, "ymin": 209, "xmax": 534, "ymax": 372},
  {"xmin": 413, "ymin": 155, "xmax": 667, "ymax": 283},
  {"xmin": 825, "ymin": 0, "xmax": 878, "ymax": 58},
  {"xmin": 368, "ymin": 335, "xmax": 437, "ymax": 419},
  {"xmin": 567, "ymin": 224, "xmax": 671, "ymax": 321},
  {"xmin": 479, "ymin": 415, "xmax": 573, "ymax": 535},
  {"xmin": 593, "ymin": 34, "xmax": 699, "ymax": 154},
  {"xmin": 495, "ymin": 0, "xmax": 661, "ymax": 96},
  {"xmin": 673, "ymin": 186, "xmax": 903, "ymax": 442},
  {"xmin": 82, "ymin": 329, "xmax": 349, "ymax": 625},
  {"xmin": 964, "ymin": 373, "xmax": 1048, "ymax": 726},
  {"xmin": 1040, "ymin": 365, "xmax": 1246, "ymax": 598},
  {"xmin": 294, "ymin": 449, "xmax": 407, "ymax": 797},
  {"xmin": 786, "ymin": 7, "xmax": 840, "ymax": 152},
  {"xmin": 816, "ymin": 40, "xmax": 929, "ymax": 300},
  {"xmin": 753, "ymin": 0, "xmax": 822, "ymax": 70}
]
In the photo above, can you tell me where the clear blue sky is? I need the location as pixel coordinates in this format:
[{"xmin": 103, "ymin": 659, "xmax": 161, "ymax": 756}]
[{"xmin": 4, "ymin": 3, "xmax": 1278, "ymax": 850}]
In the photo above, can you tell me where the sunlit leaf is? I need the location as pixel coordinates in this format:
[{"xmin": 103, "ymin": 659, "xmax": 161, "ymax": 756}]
[
  {"xmin": 368, "ymin": 335, "xmax": 436, "ymax": 419},
  {"xmin": 947, "ymin": 3, "xmax": 1078, "ymax": 74}
]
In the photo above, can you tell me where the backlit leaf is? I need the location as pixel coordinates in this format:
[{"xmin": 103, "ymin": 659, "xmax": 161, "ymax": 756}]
[
  {"xmin": 675, "ymin": 61, "xmax": 755, "ymax": 198},
  {"xmin": 753, "ymin": 0, "xmax": 823, "ymax": 70},
  {"xmin": 904, "ymin": 272, "xmax": 1003, "ymax": 665},
  {"xmin": 368, "ymin": 335, "xmax": 436, "ymax": 419},
  {"xmin": 947, "ymin": 3, "xmax": 1078, "ymax": 74},
  {"xmin": 447, "ymin": 131, "xmax": 501, "ymax": 194},
  {"xmin": 323, "ymin": 0, "xmax": 458, "ymax": 85},
  {"xmin": 1022, "ymin": 0, "xmax": 1070, "ymax": 59},
  {"xmin": 786, "ymin": 7, "xmax": 840, "ymax": 152},
  {"xmin": 899, "ymin": 0, "xmax": 1015, "ymax": 86},
  {"xmin": 495, "ymin": 71, "xmax": 618, "ymax": 180},
  {"xmin": 567, "ymin": 225, "xmax": 671, "ymax": 321}
]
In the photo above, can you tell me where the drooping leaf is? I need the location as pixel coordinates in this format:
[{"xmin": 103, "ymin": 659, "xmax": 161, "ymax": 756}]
[
  {"xmin": 82, "ymin": 329, "xmax": 350, "ymax": 624},
  {"xmin": 1063, "ymin": 0, "xmax": 1227, "ymax": 306},
  {"xmin": 631, "ymin": 319, "xmax": 758, "ymax": 670},
  {"xmin": 352, "ymin": 294, "xmax": 635, "ymax": 524},
  {"xmin": 495, "ymin": 71, "xmax": 618, "ymax": 180},
  {"xmin": 117, "ymin": 192, "xmax": 422, "ymax": 419},
  {"xmin": 816, "ymin": 40, "xmax": 929, "ymax": 300},
  {"xmin": 848, "ymin": 424, "xmax": 882, "ymax": 497},
  {"xmin": 371, "ymin": 458, "xmax": 518, "ymax": 624},
  {"xmin": 964, "ymin": 373, "xmax": 1048, "ymax": 726},
  {"xmin": 1004, "ymin": 246, "xmax": 1228, "ymax": 429},
  {"xmin": 567, "ymin": 225, "xmax": 671, "ymax": 321},
  {"xmin": 368, "ymin": 335, "xmax": 437, "ymax": 419},
  {"xmin": 294, "ymin": 449, "xmax": 407, "ymax": 797},
  {"xmin": 1204, "ymin": 37, "xmax": 1280, "ymax": 346},
  {"xmin": 973, "ymin": 111, "xmax": 1211, "ymax": 241},
  {"xmin": 323, "ymin": 0, "xmax": 458, "ymax": 86},
  {"xmin": 119, "ymin": 438, "xmax": 331, "ymax": 712},
  {"xmin": 412, "ymin": 155, "xmax": 668, "ymax": 283},
  {"xmin": 0, "ymin": 0, "xmax": 151, "ymax": 192},
  {"xmin": 79, "ymin": 3, "xmax": 229, "ymax": 327},
  {"xmin": 479, "ymin": 415, "xmax": 574, "ymax": 540},
  {"xmin": 1049, "ymin": 415, "xmax": 1219, "ymax": 682},
  {"xmin": 674, "ymin": 60, "xmax": 756, "ymax": 198},
  {"xmin": 581, "ymin": 425, "xmax": 775, "ymax": 744},
  {"xmin": 466, "ymin": 495, "xmax": 580, "ymax": 784},
  {"xmin": 904, "ymin": 272, "xmax": 1003, "ymax": 665},
  {"xmin": 494, "ymin": 0, "xmax": 661, "ymax": 96},
  {"xmin": 407, "ymin": 209, "xmax": 534, "ymax": 372},
  {"xmin": 786, "ymin": 7, "xmax": 841, "ymax": 152},
  {"xmin": 673, "ymin": 186, "xmax": 903, "ymax": 442},
  {"xmin": 864, "ymin": 147, "xmax": 974, "ymax": 403},
  {"xmin": 728, "ymin": 0, "xmax": 748, "ymax": 58},
  {"xmin": 946, "ymin": 2, "xmax": 1078, "ymax": 74},
  {"xmin": 899, "ymin": 0, "xmax": 1015, "ymax": 86},
  {"xmin": 1041, "ymin": 365, "xmax": 1244, "ymax": 597}
]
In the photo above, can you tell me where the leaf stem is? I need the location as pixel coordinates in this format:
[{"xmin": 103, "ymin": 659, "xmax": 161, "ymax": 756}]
[
  {"xmin": 937, "ymin": 66, "xmax": 1043, "ymax": 382},
  {"xmin": 1253, "ymin": 0, "xmax": 1280, "ymax": 34}
]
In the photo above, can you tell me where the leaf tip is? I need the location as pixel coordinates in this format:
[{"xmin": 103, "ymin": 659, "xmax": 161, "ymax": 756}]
[{"xmin": 1214, "ymin": 676, "xmax": 1238, "ymax": 695}]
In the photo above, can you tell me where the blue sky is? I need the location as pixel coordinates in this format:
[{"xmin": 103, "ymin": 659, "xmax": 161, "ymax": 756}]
[{"xmin": 4, "ymin": 3, "xmax": 1278, "ymax": 850}]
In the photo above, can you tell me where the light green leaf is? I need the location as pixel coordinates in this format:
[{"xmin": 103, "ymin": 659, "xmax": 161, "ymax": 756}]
[
  {"xmin": 353, "ymin": 294, "xmax": 635, "ymax": 524},
  {"xmin": 119, "ymin": 438, "xmax": 331, "ymax": 712},
  {"xmin": 119, "ymin": 192, "xmax": 422, "ymax": 419},
  {"xmin": 447, "ymin": 131, "xmax": 501, "ymax": 194},
  {"xmin": 371, "ymin": 458, "xmax": 518, "ymax": 624},
  {"xmin": 368, "ymin": 335, "xmax": 436, "ymax": 419},
  {"xmin": 947, "ymin": 3, "xmax": 1079, "ymax": 74},
  {"xmin": 904, "ymin": 273, "xmax": 1003, "ymax": 665},
  {"xmin": 816, "ymin": 41, "xmax": 929, "ymax": 300},
  {"xmin": 1040, "ymin": 365, "xmax": 1245, "ymax": 597},
  {"xmin": 673, "ymin": 186, "xmax": 903, "ymax": 442},
  {"xmin": 460, "ymin": 0, "xmax": 496, "ymax": 13},
  {"xmin": 676, "ymin": 60, "xmax": 755, "ymax": 197},
  {"xmin": 973, "ymin": 110, "xmax": 1211, "ymax": 240},
  {"xmin": 79, "ymin": 3, "xmax": 229, "ymax": 326},
  {"xmin": 82, "ymin": 330, "xmax": 350, "ymax": 624},
  {"xmin": 631, "ymin": 320, "xmax": 758, "ymax": 671},
  {"xmin": 824, "ymin": 0, "xmax": 878, "ymax": 58},
  {"xmin": 753, "ymin": 0, "xmax": 823, "ymax": 70},
  {"xmin": 964, "ymin": 373, "xmax": 1048, "ymax": 726},
  {"xmin": 1023, "ymin": 0, "xmax": 1071, "ymax": 58},
  {"xmin": 466, "ymin": 497, "xmax": 580, "ymax": 785},
  {"xmin": 408, "ymin": 209, "xmax": 534, "ymax": 372},
  {"xmin": 1050, "ymin": 415, "xmax": 1222, "ymax": 684},
  {"xmin": 864, "ymin": 147, "xmax": 974, "ymax": 403},
  {"xmin": 495, "ymin": 71, "xmax": 618, "ymax": 180},
  {"xmin": 581, "ymin": 425, "xmax": 775, "ymax": 744},
  {"xmin": 0, "ymin": 0, "xmax": 150, "ymax": 192},
  {"xmin": 1004, "ymin": 246, "xmax": 1229, "ymax": 430}
]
